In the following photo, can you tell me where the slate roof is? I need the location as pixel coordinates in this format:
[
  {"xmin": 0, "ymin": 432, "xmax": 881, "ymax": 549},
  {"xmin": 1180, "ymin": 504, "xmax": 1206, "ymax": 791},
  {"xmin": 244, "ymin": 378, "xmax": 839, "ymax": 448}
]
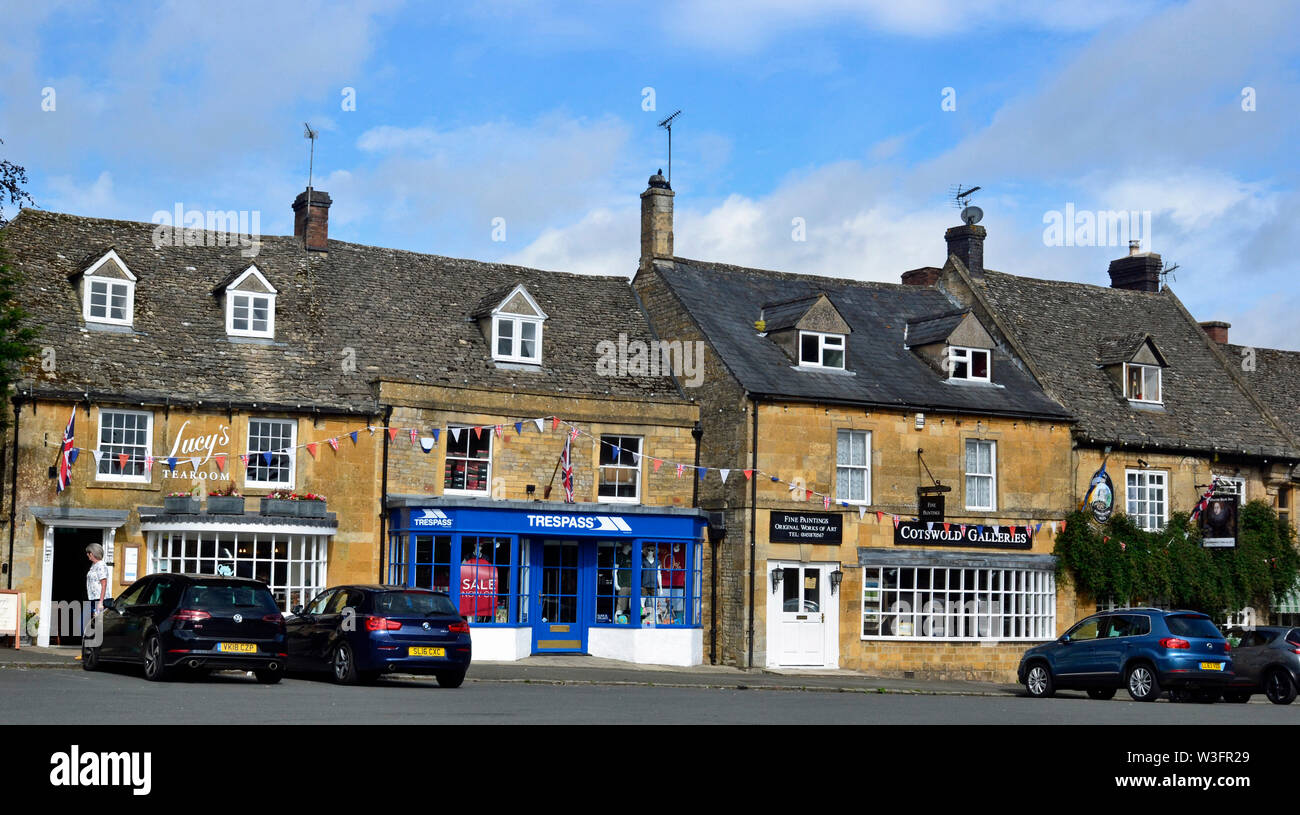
[
  {"xmin": 905, "ymin": 310, "xmax": 968, "ymax": 347},
  {"xmin": 654, "ymin": 258, "xmax": 1071, "ymax": 419},
  {"xmin": 3, "ymin": 209, "xmax": 682, "ymax": 412},
  {"xmin": 975, "ymin": 270, "xmax": 1297, "ymax": 457},
  {"xmin": 760, "ymin": 294, "xmax": 825, "ymax": 332},
  {"xmin": 1224, "ymin": 343, "xmax": 1300, "ymax": 441}
]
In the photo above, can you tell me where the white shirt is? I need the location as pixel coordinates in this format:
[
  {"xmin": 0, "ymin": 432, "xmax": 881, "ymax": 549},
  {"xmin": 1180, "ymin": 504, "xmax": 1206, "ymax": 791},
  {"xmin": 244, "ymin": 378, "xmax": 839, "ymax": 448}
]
[{"xmin": 86, "ymin": 559, "xmax": 110, "ymax": 601}]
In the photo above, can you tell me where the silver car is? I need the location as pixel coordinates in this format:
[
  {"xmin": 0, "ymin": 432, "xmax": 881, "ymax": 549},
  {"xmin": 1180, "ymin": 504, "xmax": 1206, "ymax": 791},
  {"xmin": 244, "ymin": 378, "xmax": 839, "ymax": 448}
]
[{"xmin": 1222, "ymin": 626, "xmax": 1300, "ymax": 704}]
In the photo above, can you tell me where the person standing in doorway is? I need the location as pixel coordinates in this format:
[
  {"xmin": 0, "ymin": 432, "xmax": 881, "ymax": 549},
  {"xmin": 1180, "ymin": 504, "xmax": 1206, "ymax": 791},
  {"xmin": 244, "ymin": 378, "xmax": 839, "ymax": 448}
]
[{"xmin": 84, "ymin": 543, "xmax": 109, "ymax": 637}]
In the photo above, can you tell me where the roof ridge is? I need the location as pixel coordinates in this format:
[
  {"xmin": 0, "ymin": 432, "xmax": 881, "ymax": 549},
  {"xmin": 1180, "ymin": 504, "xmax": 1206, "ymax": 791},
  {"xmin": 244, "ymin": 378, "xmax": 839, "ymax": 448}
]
[{"xmin": 671, "ymin": 255, "xmax": 907, "ymax": 290}]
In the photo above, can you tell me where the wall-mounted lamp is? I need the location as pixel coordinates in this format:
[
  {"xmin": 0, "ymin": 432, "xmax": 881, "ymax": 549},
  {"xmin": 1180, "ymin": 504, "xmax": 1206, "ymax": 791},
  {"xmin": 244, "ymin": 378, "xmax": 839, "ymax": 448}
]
[
  {"xmin": 830, "ymin": 569, "xmax": 844, "ymax": 595},
  {"xmin": 770, "ymin": 567, "xmax": 784, "ymax": 593},
  {"xmin": 1136, "ymin": 458, "xmax": 1150, "ymax": 468},
  {"xmin": 526, "ymin": 484, "xmax": 536, "ymax": 499}
]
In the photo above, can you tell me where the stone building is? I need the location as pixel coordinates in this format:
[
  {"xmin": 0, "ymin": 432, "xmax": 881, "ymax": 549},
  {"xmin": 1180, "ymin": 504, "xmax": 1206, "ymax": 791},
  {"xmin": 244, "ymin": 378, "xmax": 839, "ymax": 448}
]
[
  {"xmin": 1, "ymin": 190, "xmax": 706, "ymax": 663},
  {"xmin": 633, "ymin": 172, "xmax": 1078, "ymax": 679}
]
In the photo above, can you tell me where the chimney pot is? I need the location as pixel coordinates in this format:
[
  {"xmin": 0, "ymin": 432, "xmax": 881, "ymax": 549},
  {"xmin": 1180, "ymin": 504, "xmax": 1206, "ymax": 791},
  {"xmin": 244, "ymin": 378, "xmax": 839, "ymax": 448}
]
[
  {"xmin": 1129, "ymin": 239, "xmax": 1141, "ymax": 256},
  {"xmin": 945, "ymin": 224, "xmax": 986, "ymax": 279},
  {"xmin": 1199, "ymin": 321, "xmax": 1230, "ymax": 344},
  {"xmin": 293, "ymin": 187, "xmax": 332, "ymax": 251}
]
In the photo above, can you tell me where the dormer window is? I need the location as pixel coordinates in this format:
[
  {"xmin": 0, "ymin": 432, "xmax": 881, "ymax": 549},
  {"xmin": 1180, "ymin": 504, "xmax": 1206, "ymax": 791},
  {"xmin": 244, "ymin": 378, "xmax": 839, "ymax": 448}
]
[
  {"xmin": 948, "ymin": 347, "xmax": 990, "ymax": 382},
  {"xmin": 473, "ymin": 283, "xmax": 547, "ymax": 366},
  {"xmin": 799, "ymin": 331, "xmax": 845, "ymax": 369},
  {"xmin": 1125, "ymin": 363, "xmax": 1161, "ymax": 403},
  {"xmin": 76, "ymin": 249, "xmax": 137, "ymax": 327},
  {"xmin": 215, "ymin": 265, "xmax": 277, "ymax": 339}
]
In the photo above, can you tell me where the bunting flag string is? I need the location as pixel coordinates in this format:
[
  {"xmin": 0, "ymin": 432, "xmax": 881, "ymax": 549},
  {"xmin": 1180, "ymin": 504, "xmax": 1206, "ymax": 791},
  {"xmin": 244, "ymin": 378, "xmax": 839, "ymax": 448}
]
[{"xmin": 328, "ymin": 438, "xmax": 339, "ymax": 452}]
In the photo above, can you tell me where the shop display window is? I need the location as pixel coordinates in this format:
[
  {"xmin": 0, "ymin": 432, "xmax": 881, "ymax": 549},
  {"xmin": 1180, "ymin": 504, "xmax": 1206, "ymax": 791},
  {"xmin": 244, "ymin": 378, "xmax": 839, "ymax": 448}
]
[{"xmin": 861, "ymin": 565, "xmax": 1055, "ymax": 641}]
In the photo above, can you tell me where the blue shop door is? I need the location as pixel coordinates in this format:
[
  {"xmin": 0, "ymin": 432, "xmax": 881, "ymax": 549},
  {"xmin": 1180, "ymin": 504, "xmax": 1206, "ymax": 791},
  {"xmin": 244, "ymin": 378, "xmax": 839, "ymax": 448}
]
[{"xmin": 532, "ymin": 540, "xmax": 586, "ymax": 653}]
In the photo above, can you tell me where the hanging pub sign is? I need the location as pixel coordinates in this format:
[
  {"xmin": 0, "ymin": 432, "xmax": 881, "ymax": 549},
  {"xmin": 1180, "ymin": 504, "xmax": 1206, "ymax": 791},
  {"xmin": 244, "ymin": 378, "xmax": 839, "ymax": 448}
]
[
  {"xmin": 769, "ymin": 511, "xmax": 843, "ymax": 545},
  {"xmin": 1201, "ymin": 497, "xmax": 1238, "ymax": 548},
  {"xmin": 1083, "ymin": 464, "xmax": 1115, "ymax": 524},
  {"xmin": 894, "ymin": 521, "xmax": 1033, "ymax": 550}
]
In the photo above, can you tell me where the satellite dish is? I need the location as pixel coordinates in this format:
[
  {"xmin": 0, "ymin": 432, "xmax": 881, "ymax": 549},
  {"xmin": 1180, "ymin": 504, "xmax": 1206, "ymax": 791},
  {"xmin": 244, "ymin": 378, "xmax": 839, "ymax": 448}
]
[{"xmin": 960, "ymin": 205, "xmax": 983, "ymax": 226}]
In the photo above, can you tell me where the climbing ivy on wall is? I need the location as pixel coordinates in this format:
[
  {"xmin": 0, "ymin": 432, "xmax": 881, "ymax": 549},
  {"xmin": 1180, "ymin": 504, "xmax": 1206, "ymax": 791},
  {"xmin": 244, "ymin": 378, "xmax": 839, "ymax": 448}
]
[{"xmin": 1053, "ymin": 500, "xmax": 1300, "ymax": 616}]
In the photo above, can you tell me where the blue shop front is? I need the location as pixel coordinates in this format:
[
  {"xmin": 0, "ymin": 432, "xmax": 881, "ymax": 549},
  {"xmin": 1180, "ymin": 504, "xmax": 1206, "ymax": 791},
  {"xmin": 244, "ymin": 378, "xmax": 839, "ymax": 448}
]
[{"xmin": 386, "ymin": 497, "xmax": 709, "ymax": 666}]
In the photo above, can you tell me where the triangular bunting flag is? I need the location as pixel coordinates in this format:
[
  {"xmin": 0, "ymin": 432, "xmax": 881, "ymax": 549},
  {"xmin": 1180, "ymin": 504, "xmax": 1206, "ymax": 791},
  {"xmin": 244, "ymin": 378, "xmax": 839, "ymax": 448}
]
[
  {"xmin": 1035, "ymin": 523, "xmax": 1042, "ymax": 533},
  {"xmin": 261, "ymin": 452, "xmax": 272, "ymax": 467},
  {"xmin": 960, "ymin": 525, "xmax": 966, "ymax": 534},
  {"xmin": 451, "ymin": 427, "xmax": 462, "ymax": 443},
  {"xmin": 189, "ymin": 457, "xmax": 200, "ymax": 471},
  {"xmin": 367, "ymin": 426, "xmax": 376, "ymax": 435},
  {"xmin": 788, "ymin": 482, "xmax": 798, "ymax": 492},
  {"xmin": 719, "ymin": 469, "xmax": 730, "ymax": 484},
  {"xmin": 943, "ymin": 523, "xmax": 950, "ymax": 533},
  {"xmin": 514, "ymin": 422, "xmax": 523, "ymax": 435},
  {"xmin": 533, "ymin": 418, "xmax": 544, "ymax": 433},
  {"xmin": 771, "ymin": 475, "xmax": 780, "ymax": 482},
  {"xmin": 977, "ymin": 525, "xmax": 985, "ymax": 536},
  {"xmin": 858, "ymin": 506, "xmax": 867, "ymax": 520},
  {"xmin": 473, "ymin": 426, "xmax": 482, "ymax": 440},
  {"xmin": 420, "ymin": 437, "xmax": 435, "ymax": 453},
  {"xmin": 495, "ymin": 425, "xmax": 503, "ymax": 438},
  {"xmin": 214, "ymin": 454, "xmax": 226, "ymax": 472},
  {"xmin": 388, "ymin": 428, "xmax": 399, "ymax": 441},
  {"xmin": 927, "ymin": 522, "xmax": 934, "ymax": 531},
  {"xmin": 239, "ymin": 454, "xmax": 249, "ymax": 467},
  {"xmin": 409, "ymin": 428, "xmax": 418, "ymax": 444},
  {"xmin": 144, "ymin": 456, "xmax": 153, "ymax": 474},
  {"xmin": 432, "ymin": 429, "xmax": 440, "ymax": 445},
  {"xmin": 993, "ymin": 525, "xmax": 1000, "ymax": 535},
  {"xmin": 876, "ymin": 511, "xmax": 884, "ymax": 523},
  {"xmin": 552, "ymin": 417, "xmax": 561, "ymax": 431},
  {"xmin": 306, "ymin": 443, "xmax": 318, "ymax": 458},
  {"xmin": 743, "ymin": 469, "xmax": 753, "ymax": 480},
  {"xmin": 569, "ymin": 427, "xmax": 580, "ymax": 441},
  {"xmin": 697, "ymin": 467, "xmax": 705, "ymax": 482},
  {"xmin": 806, "ymin": 489, "xmax": 814, "ymax": 501},
  {"xmin": 653, "ymin": 458, "xmax": 663, "ymax": 473},
  {"xmin": 118, "ymin": 453, "xmax": 129, "ymax": 470},
  {"xmin": 892, "ymin": 516, "xmax": 900, "ymax": 529},
  {"xmin": 168, "ymin": 457, "xmax": 179, "ymax": 472},
  {"xmin": 328, "ymin": 438, "xmax": 339, "ymax": 451},
  {"xmin": 91, "ymin": 450, "xmax": 103, "ymax": 466},
  {"xmin": 676, "ymin": 463, "xmax": 685, "ymax": 478},
  {"xmin": 822, "ymin": 495, "xmax": 831, "ymax": 508},
  {"xmin": 350, "ymin": 431, "xmax": 358, "ymax": 444},
  {"xmin": 1049, "ymin": 521, "xmax": 1057, "ymax": 534},
  {"xmin": 1061, "ymin": 521, "xmax": 1067, "ymax": 533},
  {"xmin": 611, "ymin": 444, "xmax": 620, "ymax": 460}
]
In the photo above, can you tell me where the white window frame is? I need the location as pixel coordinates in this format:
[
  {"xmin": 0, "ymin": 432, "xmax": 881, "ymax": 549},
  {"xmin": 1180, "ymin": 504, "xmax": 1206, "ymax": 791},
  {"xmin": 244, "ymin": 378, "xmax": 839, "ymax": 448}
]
[
  {"xmin": 965, "ymin": 439, "xmax": 997, "ymax": 511},
  {"xmin": 492, "ymin": 314, "xmax": 543, "ymax": 364},
  {"xmin": 147, "ymin": 529, "xmax": 329, "ymax": 613},
  {"xmin": 1125, "ymin": 468, "xmax": 1168, "ymax": 530},
  {"xmin": 95, "ymin": 408, "xmax": 153, "ymax": 483},
  {"xmin": 948, "ymin": 346, "xmax": 991, "ymax": 382},
  {"xmin": 1124, "ymin": 362, "xmax": 1162, "ymax": 404},
  {"xmin": 835, "ymin": 429, "xmax": 871, "ymax": 504},
  {"xmin": 597, "ymin": 435, "xmax": 642, "ymax": 504},
  {"xmin": 223, "ymin": 265, "xmax": 278, "ymax": 339},
  {"xmin": 860, "ymin": 565, "xmax": 1056, "ymax": 642},
  {"xmin": 444, "ymin": 425, "xmax": 493, "ymax": 496},
  {"xmin": 80, "ymin": 250, "xmax": 137, "ymax": 327},
  {"xmin": 798, "ymin": 330, "xmax": 846, "ymax": 370},
  {"xmin": 245, "ymin": 418, "xmax": 297, "ymax": 490}
]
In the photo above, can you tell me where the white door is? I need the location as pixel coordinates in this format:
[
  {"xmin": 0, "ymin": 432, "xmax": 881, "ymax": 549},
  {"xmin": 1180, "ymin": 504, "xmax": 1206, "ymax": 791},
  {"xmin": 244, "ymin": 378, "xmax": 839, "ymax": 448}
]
[{"xmin": 777, "ymin": 564, "xmax": 826, "ymax": 666}]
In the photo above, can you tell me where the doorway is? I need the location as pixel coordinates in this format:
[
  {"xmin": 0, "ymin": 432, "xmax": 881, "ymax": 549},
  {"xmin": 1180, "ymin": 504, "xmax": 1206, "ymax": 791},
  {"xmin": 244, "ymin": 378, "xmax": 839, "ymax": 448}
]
[
  {"xmin": 767, "ymin": 561, "xmax": 840, "ymax": 668},
  {"xmin": 532, "ymin": 540, "xmax": 584, "ymax": 652},
  {"xmin": 49, "ymin": 527, "xmax": 105, "ymax": 644}
]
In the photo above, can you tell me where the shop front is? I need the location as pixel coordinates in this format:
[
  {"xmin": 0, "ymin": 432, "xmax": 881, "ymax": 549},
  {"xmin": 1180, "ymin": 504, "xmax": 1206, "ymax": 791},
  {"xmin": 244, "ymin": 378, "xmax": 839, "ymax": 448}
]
[{"xmin": 386, "ymin": 497, "xmax": 707, "ymax": 666}]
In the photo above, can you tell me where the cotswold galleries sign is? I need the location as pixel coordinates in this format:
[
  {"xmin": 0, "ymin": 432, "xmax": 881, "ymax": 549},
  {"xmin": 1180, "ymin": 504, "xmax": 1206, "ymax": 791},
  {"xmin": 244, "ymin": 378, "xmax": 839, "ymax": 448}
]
[
  {"xmin": 893, "ymin": 520, "xmax": 1033, "ymax": 550},
  {"xmin": 161, "ymin": 421, "xmax": 233, "ymax": 482}
]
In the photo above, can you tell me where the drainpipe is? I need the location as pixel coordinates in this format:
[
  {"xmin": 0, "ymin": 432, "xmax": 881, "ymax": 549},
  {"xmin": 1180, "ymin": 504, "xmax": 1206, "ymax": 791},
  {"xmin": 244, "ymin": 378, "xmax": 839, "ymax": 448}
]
[
  {"xmin": 5, "ymin": 395, "xmax": 21, "ymax": 590},
  {"xmin": 747, "ymin": 396, "xmax": 758, "ymax": 669},
  {"xmin": 378, "ymin": 405, "xmax": 393, "ymax": 583}
]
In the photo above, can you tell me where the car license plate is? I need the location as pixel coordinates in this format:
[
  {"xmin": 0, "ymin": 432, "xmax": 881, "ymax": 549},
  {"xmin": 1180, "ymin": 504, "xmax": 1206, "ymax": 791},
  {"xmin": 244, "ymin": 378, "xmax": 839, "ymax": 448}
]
[
  {"xmin": 1200, "ymin": 661, "xmax": 1223, "ymax": 671},
  {"xmin": 409, "ymin": 646, "xmax": 445, "ymax": 657},
  {"xmin": 218, "ymin": 642, "xmax": 257, "ymax": 653}
]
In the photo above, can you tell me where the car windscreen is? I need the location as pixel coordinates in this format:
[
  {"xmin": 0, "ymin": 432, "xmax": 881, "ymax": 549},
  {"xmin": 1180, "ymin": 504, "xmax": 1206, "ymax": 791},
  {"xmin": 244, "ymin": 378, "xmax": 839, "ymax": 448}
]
[
  {"xmin": 1288, "ymin": 629, "xmax": 1300, "ymax": 647},
  {"xmin": 184, "ymin": 583, "xmax": 279, "ymax": 615},
  {"xmin": 1165, "ymin": 615, "xmax": 1222, "ymax": 639},
  {"xmin": 375, "ymin": 591, "xmax": 459, "ymax": 617}
]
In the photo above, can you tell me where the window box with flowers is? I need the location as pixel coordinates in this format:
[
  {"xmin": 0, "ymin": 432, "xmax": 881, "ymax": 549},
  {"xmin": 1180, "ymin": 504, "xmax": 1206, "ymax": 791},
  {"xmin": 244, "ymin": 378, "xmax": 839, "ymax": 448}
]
[
  {"xmin": 260, "ymin": 490, "xmax": 300, "ymax": 517},
  {"xmin": 164, "ymin": 492, "xmax": 200, "ymax": 514},
  {"xmin": 298, "ymin": 493, "xmax": 327, "ymax": 518},
  {"xmin": 207, "ymin": 484, "xmax": 245, "ymax": 515}
]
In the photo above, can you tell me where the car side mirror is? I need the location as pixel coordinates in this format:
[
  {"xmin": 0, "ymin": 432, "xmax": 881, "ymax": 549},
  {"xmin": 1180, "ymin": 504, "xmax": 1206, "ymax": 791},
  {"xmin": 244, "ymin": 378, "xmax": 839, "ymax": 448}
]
[
  {"xmin": 291, "ymin": 605, "xmax": 304, "ymax": 616},
  {"xmin": 1059, "ymin": 634, "xmax": 1071, "ymax": 643},
  {"xmin": 102, "ymin": 598, "xmax": 115, "ymax": 611}
]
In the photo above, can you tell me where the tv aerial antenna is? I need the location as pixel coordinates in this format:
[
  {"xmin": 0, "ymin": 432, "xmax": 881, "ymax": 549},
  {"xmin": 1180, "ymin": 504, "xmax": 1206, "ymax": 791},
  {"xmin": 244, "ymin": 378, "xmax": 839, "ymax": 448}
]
[
  {"xmin": 658, "ymin": 110, "xmax": 682, "ymax": 186},
  {"xmin": 302, "ymin": 122, "xmax": 320, "ymax": 245},
  {"xmin": 1160, "ymin": 258, "xmax": 1180, "ymax": 285},
  {"xmin": 950, "ymin": 184, "xmax": 983, "ymax": 225}
]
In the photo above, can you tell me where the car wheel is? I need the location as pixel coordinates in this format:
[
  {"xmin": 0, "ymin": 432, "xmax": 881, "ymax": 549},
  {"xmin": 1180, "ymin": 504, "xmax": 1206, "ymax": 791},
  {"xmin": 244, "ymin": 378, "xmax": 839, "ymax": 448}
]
[
  {"xmin": 332, "ymin": 642, "xmax": 360, "ymax": 685},
  {"xmin": 81, "ymin": 641, "xmax": 100, "ymax": 671},
  {"xmin": 1125, "ymin": 663, "xmax": 1160, "ymax": 702},
  {"xmin": 1086, "ymin": 687, "xmax": 1116, "ymax": 700},
  {"xmin": 1222, "ymin": 691, "xmax": 1251, "ymax": 704},
  {"xmin": 254, "ymin": 669, "xmax": 283, "ymax": 685},
  {"xmin": 1264, "ymin": 668, "xmax": 1297, "ymax": 705},
  {"xmin": 142, "ymin": 634, "xmax": 171, "ymax": 682},
  {"xmin": 436, "ymin": 670, "xmax": 466, "ymax": 689},
  {"xmin": 1024, "ymin": 663, "xmax": 1054, "ymax": 698}
]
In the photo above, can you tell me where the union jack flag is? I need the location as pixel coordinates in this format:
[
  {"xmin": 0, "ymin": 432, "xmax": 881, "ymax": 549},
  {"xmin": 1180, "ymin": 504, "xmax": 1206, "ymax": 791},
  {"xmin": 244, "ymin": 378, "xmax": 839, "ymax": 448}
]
[
  {"xmin": 56, "ymin": 409, "xmax": 77, "ymax": 493},
  {"xmin": 561, "ymin": 434, "xmax": 574, "ymax": 503}
]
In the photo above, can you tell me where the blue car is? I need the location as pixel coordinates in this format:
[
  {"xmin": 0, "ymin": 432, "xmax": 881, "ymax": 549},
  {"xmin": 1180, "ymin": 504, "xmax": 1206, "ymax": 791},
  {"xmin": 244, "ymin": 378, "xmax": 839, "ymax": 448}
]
[
  {"xmin": 1018, "ymin": 608, "xmax": 1232, "ymax": 702},
  {"xmin": 286, "ymin": 586, "xmax": 472, "ymax": 687}
]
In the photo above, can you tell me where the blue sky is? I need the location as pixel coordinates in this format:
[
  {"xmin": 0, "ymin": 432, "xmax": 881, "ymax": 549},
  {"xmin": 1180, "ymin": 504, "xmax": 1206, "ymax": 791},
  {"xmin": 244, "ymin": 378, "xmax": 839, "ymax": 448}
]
[{"xmin": 3, "ymin": 0, "xmax": 1299, "ymax": 349}]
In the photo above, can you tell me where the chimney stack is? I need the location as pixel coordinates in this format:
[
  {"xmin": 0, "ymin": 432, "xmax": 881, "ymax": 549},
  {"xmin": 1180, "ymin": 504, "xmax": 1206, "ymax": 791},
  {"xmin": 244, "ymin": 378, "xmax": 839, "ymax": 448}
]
[
  {"xmin": 901, "ymin": 267, "xmax": 942, "ymax": 286},
  {"xmin": 1107, "ymin": 241, "xmax": 1162, "ymax": 292},
  {"xmin": 945, "ymin": 224, "xmax": 985, "ymax": 278},
  {"xmin": 1199, "ymin": 321, "xmax": 1230, "ymax": 344},
  {"xmin": 640, "ymin": 170, "xmax": 674, "ymax": 269},
  {"xmin": 293, "ymin": 187, "xmax": 332, "ymax": 251}
]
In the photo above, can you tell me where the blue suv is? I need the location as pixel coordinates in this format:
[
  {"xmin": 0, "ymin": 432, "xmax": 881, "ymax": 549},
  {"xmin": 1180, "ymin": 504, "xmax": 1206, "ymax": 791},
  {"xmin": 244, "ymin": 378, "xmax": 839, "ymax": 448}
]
[{"xmin": 1018, "ymin": 609, "xmax": 1233, "ymax": 702}]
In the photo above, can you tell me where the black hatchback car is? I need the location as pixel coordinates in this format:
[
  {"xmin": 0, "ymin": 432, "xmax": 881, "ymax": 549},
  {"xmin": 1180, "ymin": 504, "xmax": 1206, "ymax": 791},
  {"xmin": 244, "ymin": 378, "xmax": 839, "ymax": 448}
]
[
  {"xmin": 286, "ymin": 586, "xmax": 471, "ymax": 687},
  {"xmin": 82, "ymin": 573, "xmax": 288, "ymax": 683}
]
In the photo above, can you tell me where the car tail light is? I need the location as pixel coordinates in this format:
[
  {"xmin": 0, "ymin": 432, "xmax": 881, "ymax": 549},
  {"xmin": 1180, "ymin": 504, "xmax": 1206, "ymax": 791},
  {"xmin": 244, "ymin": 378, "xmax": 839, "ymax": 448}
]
[
  {"xmin": 1160, "ymin": 637, "xmax": 1190, "ymax": 649},
  {"xmin": 263, "ymin": 613, "xmax": 284, "ymax": 624},
  {"xmin": 1224, "ymin": 641, "xmax": 1231, "ymax": 652},
  {"xmin": 449, "ymin": 621, "xmax": 470, "ymax": 635},
  {"xmin": 364, "ymin": 616, "xmax": 402, "ymax": 631},
  {"xmin": 172, "ymin": 609, "xmax": 212, "ymax": 623}
]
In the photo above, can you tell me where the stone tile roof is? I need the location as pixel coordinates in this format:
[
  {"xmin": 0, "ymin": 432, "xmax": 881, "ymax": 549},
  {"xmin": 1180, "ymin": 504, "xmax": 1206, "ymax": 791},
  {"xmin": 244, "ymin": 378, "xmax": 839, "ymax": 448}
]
[
  {"xmin": 1224, "ymin": 343, "xmax": 1300, "ymax": 440},
  {"xmin": 4, "ymin": 209, "xmax": 682, "ymax": 412},
  {"xmin": 975, "ymin": 270, "xmax": 1297, "ymax": 457},
  {"xmin": 655, "ymin": 258, "xmax": 1071, "ymax": 419}
]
